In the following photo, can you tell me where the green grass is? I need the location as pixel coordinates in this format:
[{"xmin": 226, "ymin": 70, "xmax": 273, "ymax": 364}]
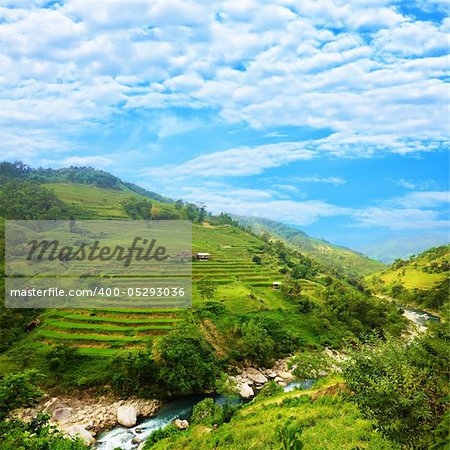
[
  {"xmin": 379, "ymin": 268, "xmax": 445, "ymax": 289},
  {"xmin": 43, "ymin": 183, "xmax": 166, "ymax": 218},
  {"xmin": 148, "ymin": 377, "xmax": 399, "ymax": 450}
]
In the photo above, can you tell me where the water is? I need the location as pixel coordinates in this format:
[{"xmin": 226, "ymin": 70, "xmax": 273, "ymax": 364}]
[
  {"xmin": 401, "ymin": 306, "xmax": 440, "ymax": 332},
  {"xmin": 95, "ymin": 379, "xmax": 313, "ymax": 449}
]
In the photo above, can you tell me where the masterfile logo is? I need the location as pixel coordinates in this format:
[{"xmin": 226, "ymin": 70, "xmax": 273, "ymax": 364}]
[{"xmin": 5, "ymin": 220, "xmax": 192, "ymax": 309}]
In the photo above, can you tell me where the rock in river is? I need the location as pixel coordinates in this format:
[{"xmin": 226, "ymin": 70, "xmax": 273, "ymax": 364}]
[{"xmin": 117, "ymin": 405, "xmax": 137, "ymax": 427}]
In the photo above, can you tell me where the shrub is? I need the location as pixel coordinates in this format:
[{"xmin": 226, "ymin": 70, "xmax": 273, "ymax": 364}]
[{"xmin": 157, "ymin": 325, "xmax": 220, "ymax": 394}]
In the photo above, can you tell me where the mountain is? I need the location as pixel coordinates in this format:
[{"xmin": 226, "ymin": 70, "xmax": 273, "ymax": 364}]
[
  {"xmin": 236, "ymin": 216, "xmax": 385, "ymax": 277},
  {"xmin": 0, "ymin": 161, "xmax": 173, "ymax": 203},
  {"xmin": 357, "ymin": 233, "xmax": 450, "ymax": 263},
  {"xmin": 0, "ymin": 163, "xmax": 402, "ymax": 360},
  {"xmin": 367, "ymin": 244, "xmax": 450, "ymax": 312}
]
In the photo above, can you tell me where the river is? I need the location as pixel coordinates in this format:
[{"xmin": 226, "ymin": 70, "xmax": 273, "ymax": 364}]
[
  {"xmin": 95, "ymin": 379, "xmax": 315, "ymax": 450},
  {"xmin": 400, "ymin": 305, "xmax": 440, "ymax": 332},
  {"xmin": 95, "ymin": 306, "xmax": 439, "ymax": 449}
]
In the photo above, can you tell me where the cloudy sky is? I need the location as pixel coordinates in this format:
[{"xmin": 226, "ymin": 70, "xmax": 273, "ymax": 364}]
[{"xmin": 0, "ymin": 0, "xmax": 449, "ymax": 250}]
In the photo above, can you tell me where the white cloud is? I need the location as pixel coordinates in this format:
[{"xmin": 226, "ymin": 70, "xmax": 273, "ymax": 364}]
[
  {"xmin": 392, "ymin": 191, "xmax": 450, "ymax": 208},
  {"xmin": 175, "ymin": 184, "xmax": 348, "ymax": 225},
  {"xmin": 394, "ymin": 178, "xmax": 436, "ymax": 190},
  {"xmin": 141, "ymin": 142, "xmax": 316, "ymax": 177},
  {"xmin": 291, "ymin": 176, "xmax": 346, "ymax": 185},
  {"xmin": 41, "ymin": 155, "xmax": 115, "ymax": 168},
  {"xmin": 0, "ymin": 0, "xmax": 447, "ymax": 160},
  {"xmin": 352, "ymin": 207, "xmax": 448, "ymax": 230},
  {"xmin": 374, "ymin": 20, "xmax": 450, "ymax": 56}
]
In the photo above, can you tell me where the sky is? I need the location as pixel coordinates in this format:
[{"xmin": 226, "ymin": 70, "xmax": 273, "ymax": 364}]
[{"xmin": 0, "ymin": 0, "xmax": 449, "ymax": 253}]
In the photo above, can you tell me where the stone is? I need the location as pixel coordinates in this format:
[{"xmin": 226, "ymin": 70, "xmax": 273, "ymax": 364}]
[
  {"xmin": 277, "ymin": 381, "xmax": 287, "ymax": 387},
  {"xmin": 52, "ymin": 407, "xmax": 72, "ymax": 421},
  {"xmin": 117, "ymin": 406, "xmax": 137, "ymax": 427},
  {"xmin": 267, "ymin": 371, "xmax": 277, "ymax": 379},
  {"xmin": 66, "ymin": 425, "xmax": 95, "ymax": 445},
  {"xmin": 276, "ymin": 370, "xmax": 294, "ymax": 381},
  {"xmin": 174, "ymin": 419, "xmax": 189, "ymax": 430},
  {"xmin": 239, "ymin": 383, "xmax": 254, "ymax": 399},
  {"xmin": 132, "ymin": 437, "xmax": 143, "ymax": 444},
  {"xmin": 245, "ymin": 368, "xmax": 268, "ymax": 384},
  {"xmin": 135, "ymin": 427, "xmax": 143, "ymax": 433},
  {"xmin": 274, "ymin": 376, "xmax": 283, "ymax": 382}
]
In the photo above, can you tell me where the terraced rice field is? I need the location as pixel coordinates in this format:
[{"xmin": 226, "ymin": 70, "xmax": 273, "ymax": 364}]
[
  {"xmin": 192, "ymin": 224, "xmax": 282, "ymax": 286},
  {"xmin": 30, "ymin": 223, "xmax": 285, "ymax": 353},
  {"xmin": 33, "ymin": 309, "xmax": 182, "ymax": 354}
]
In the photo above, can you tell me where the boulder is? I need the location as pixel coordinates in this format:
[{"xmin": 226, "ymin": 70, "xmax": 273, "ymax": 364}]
[
  {"xmin": 239, "ymin": 383, "xmax": 254, "ymax": 399},
  {"xmin": 117, "ymin": 406, "xmax": 137, "ymax": 427},
  {"xmin": 276, "ymin": 370, "xmax": 294, "ymax": 381},
  {"xmin": 266, "ymin": 371, "xmax": 277, "ymax": 379},
  {"xmin": 132, "ymin": 437, "xmax": 143, "ymax": 444},
  {"xmin": 52, "ymin": 407, "xmax": 72, "ymax": 422},
  {"xmin": 66, "ymin": 425, "xmax": 95, "ymax": 445},
  {"xmin": 274, "ymin": 376, "xmax": 283, "ymax": 382},
  {"xmin": 245, "ymin": 368, "xmax": 268, "ymax": 384},
  {"xmin": 174, "ymin": 419, "xmax": 189, "ymax": 430}
]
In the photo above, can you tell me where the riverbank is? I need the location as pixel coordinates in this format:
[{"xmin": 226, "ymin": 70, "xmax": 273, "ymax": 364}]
[{"xmin": 13, "ymin": 391, "xmax": 161, "ymax": 444}]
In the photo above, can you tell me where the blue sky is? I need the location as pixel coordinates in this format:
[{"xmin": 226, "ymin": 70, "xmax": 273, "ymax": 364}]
[{"xmin": 0, "ymin": 0, "xmax": 449, "ymax": 253}]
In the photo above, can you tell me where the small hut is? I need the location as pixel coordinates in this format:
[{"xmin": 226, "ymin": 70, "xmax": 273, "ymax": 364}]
[
  {"xmin": 272, "ymin": 281, "xmax": 282, "ymax": 290},
  {"xmin": 196, "ymin": 252, "xmax": 210, "ymax": 261}
]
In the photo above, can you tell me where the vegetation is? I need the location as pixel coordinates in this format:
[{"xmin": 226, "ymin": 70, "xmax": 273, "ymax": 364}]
[
  {"xmin": 0, "ymin": 370, "xmax": 87, "ymax": 449},
  {"xmin": 147, "ymin": 377, "xmax": 400, "ymax": 449},
  {"xmin": 367, "ymin": 244, "xmax": 450, "ymax": 312},
  {"xmin": 0, "ymin": 162, "xmax": 447, "ymax": 449},
  {"xmin": 156, "ymin": 325, "xmax": 221, "ymax": 394},
  {"xmin": 238, "ymin": 216, "xmax": 385, "ymax": 277},
  {"xmin": 344, "ymin": 322, "xmax": 449, "ymax": 449}
]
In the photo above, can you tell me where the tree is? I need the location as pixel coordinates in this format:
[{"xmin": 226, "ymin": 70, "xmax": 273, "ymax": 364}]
[
  {"xmin": 197, "ymin": 279, "xmax": 218, "ymax": 302},
  {"xmin": 344, "ymin": 323, "xmax": 450, "ymax": 448},
  {"xmin": 0, "ymin": 371, "xmax": 87, "ymax": 449},
  {"xmin": 281, "ymin": 279, "xmax": 302, "ymax": 299},
  {"xmin": 252, "ymin": 255, "xmax": 262, "ymax": 265},
  {"xmin": 239, "ymin": 319, "xmax": 274, "ymax": 366},
  {"xmin": 121, "ymin": 197, "xmax": 152, "ymax": 220},
  {"xmin": 156, "ymin": 325, "xmax": 220, "ymax": 394},
  {"xmin": 0, "ymin": 370, "xmax": 43, "ymax": 420}
]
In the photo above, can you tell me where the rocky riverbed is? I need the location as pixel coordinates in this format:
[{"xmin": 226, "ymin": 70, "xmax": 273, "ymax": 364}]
[
  {"xmin": 230, "ymin": 357, "xmax": 297, "ymax": 399},
  {"xmin": 14, "ymin": 393, "xmax": 161, "ymax": 445}
]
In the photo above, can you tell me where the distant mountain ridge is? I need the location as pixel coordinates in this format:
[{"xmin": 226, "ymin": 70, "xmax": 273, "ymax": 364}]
[
  {"xmin": 236, "ymin": 216, "xmax": 385, "ymax": 277},
  {"xmin": 357, "ymin": 234, "xmax": 450, "ymax": 263}
]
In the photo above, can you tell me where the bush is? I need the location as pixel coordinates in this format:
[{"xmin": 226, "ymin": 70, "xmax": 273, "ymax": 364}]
[
  {"xmin": 143, "ymin": 423, "xmax": 179, "ymax": 448},
  {"xmin": 191, "ymin": 398, "xmax": 239, "ymax": 426},
  {"xmin": 112, "ymin": 350, "xmax": 158, "ymax": 396},
  {"xmin": 239, "ymin": 319, "xmax": 275, "ymax": 366},
  {"xmin": 257, "ymin": 380, "xmax": 283, "ymax": 399},
  {"xmin": 157, "ymin": 325, "xmax": 220, "ymax": 394},
  {"xmin": 275, "ymin": 419, "xmax": 304, "ymax": 450},
  {"xmin": 46, "ymin": 344, "xmax": 79, "ymax": 371},
  {"xmin": 344, "ymin": 323, "xmax": 450, "ymax": 448}
]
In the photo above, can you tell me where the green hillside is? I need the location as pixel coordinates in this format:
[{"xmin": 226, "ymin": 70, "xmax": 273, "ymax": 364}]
[
  {"xmin": 367, "ymin": 245, "xmax": 449, "ymax": 312},
  {"xmin": 0, "ymin": 172, "xmax": 404, "ymax": 363},
  {"xmin": 148, "ymin": 376, "xmax": 399, "ymax": 450},
  {"xmin": 237, "ymin": 216, "xmax": 385, "ymax": 277}
]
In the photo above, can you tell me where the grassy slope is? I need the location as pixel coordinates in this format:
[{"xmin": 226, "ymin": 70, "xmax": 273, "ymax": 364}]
[
  {"xmin": 8, "ymin": 183, "xmax": 324, "ymax": 357},
  {"xmin": 367, "ymin": 245, "xmax": 449, "ymax": 291},
  {"xmin": 149, "ymin": 377, "xmax": 399, "ymax": 450},
  {"xmin": 238, "ymin": 217, "xmax": 385, "ymax": 277}
]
